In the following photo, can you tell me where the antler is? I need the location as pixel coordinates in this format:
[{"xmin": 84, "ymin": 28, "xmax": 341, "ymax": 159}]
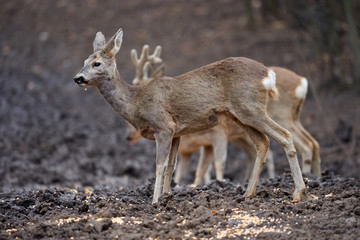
[{"xmin": 131, "ymin": 45, "xmax": 164, "ymax": 86}]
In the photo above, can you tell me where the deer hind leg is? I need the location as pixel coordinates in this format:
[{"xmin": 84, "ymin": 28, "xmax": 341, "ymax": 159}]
[
  {"xmin": 295, "ymin": 120, "xmax": 321, "ymax": 176},
  {"xmin": 240, "ymin": 126, "xmax": 270, "ymax": 198},
  {"xmin": 266, "ymin": 149, "xmax": 275, "ymax": 179},
  {"xmin": 252, "ymin": 116, "xmax": 306, "ymax": 202},
  {"xmin": 194, "ymin": 146, "xmax": 214, "ymax": 185},
  {"xmin": 211, "ymin": 130, "xmax": 228, "ymax": 182},
  {"xmin": 203, "ymin": 163, "xmax": 212, "ymax": 184},
  {"xmin": 291, "ymin": 125, "xmax": 314, "ymax": 175},
  {"xmin": 174, "ymin": 153, "xmax": 192, "ymax": 185},
  {"xmin": 231, "ymin": 138, "xmax": 256, "ymax": 182},
  {"xmin": 153, "ymin": 132, "xmax": 174, "ymax": 204},
  {"xmin": 280, "ymin": 121, "xmax": 313, "ymax": 175},
  {"xmin": 232, "ymin": 110, "xmax": 306, "ymax": 202},
  {"xmin": 163, "ymin": 137, "xmax": 181, "ymax": 194}
]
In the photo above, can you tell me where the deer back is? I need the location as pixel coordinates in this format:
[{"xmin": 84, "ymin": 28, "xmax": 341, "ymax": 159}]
[
  {"xmin": 267, "ymin": 66, "xmax": 308, "ymax": 123},
  {"xmin": 131, "ymin": 57, "xmax": 271, "ymax": 138}
]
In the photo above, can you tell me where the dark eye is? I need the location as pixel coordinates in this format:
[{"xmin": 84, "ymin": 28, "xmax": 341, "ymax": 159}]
[{"xmin": 93, "ymin": 62, "xmax": 101, "ymax": 67}]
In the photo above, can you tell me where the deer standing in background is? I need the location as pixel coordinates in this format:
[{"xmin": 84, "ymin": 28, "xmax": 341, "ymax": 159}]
[
  {"xmin": 74, "ymin": 28, "xmax": 306, "ymax": 203},
  {"xmin": 267, "ymin": 67, "xmax": 321, "ymax": 176},
  {"xmin": 194, "ymin": 67, "xmax": 322, "ymax": 183},
  {"xmin": 128, "ymin": 45, "xmax": 321, "ymax": 185}
]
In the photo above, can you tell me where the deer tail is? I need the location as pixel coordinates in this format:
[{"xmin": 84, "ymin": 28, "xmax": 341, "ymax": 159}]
[{"xmin": 263, "ymin": 69, "xmax": 279, "ymax": 100}]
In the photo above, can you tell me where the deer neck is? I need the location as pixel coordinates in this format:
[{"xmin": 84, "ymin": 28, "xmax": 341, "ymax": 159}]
[{"xmin": 97, "ymin": 69, "xmax": 136, "ymax": 124}]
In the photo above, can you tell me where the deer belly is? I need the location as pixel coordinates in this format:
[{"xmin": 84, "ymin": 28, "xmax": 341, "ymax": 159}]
[
  {"xmin": 178, "ymin": 131, "xmax": 213, "ymax": 153},
  {"xmin": 140, "ymin": 128, "xmax": 156, "ymax": 140},
  {"xmin": 174, "ymin": 111, "xmax": 228, "ymax": 137}
]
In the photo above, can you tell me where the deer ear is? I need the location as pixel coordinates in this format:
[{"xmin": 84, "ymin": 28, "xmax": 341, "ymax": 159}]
[
  {"xmin": 103, "ymin": 28, "xmax": 123, "ymax": 56},
  {"xmin": 93, "ymin": 32, "xmax": 106, "ymax": 52}
]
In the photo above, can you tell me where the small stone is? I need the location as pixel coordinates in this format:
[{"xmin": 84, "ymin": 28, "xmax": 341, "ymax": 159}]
[
  {"xmin": 354, "ymin": 207, "xmax": 360, "ymax": 215},
  {"xmin": 82, "ymin": 223, "xmax": 94, "ymax": 232},
  {"xmin": 307, "ymin": 180, "xmax": 320, "ymax": 188}
]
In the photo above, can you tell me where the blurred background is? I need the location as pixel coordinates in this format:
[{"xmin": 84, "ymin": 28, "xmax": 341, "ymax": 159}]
[{"xmin": 0, "ymin": 0, "xmax": 359, "ymax": 190}]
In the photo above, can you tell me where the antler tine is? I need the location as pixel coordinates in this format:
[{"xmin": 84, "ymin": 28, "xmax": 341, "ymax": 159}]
[
  {"xmin": 132, "ymin": 45, "xmax": 150, "ymax": 85},
  {"xmin": 142, "ymin": 45, "xmax": 164, "ymax": 84},
  {"xmin": 154, "ymin": 45, "xmax": 162, "ymax": 57},
  {"xmin": 142, "ymin": 61, "xmax": 152, "ymax": 84},
  {"xmin": 131, "ymin": 49, "xmax": 138, "ymax": 66},
  {"xmin": 142, "ymin": 62, "xmax": 165, "ymax": 85},
  {"xmin": 132, "ymin": 45, "xmax": 164, "ymax": 86},
  {"xmin": 149, "ymin": 46, "xmax": 162, "ymax": 64}
]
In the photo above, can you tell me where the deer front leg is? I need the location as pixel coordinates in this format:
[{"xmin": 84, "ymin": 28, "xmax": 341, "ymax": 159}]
[
  {"xmin": 174, "ymin": 153, "xmax": 192, "ymax": 185},
  {"xmin": 194, "ymin": 146, "xmax": 214, "ymax": 185},
  {"xmin": 153, "ymin": 132, "xmax": 173, "ymax": 204},
  {"xmin": 163, "ymin": 137, "xmax": 181, "ymax": 194}
]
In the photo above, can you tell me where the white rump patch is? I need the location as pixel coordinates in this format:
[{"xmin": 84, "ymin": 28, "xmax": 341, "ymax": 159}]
[
  {"xmin": 295, "ymin": 77, "xmax": 308, "ymax": 99},
  {"xmin": 262, "ymin": 69, "xmax": 276, "ymax": 90}
]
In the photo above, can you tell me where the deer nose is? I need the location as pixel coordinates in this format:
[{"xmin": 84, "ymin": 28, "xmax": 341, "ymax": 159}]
[{"xmin": 74, "ymin": 76, "xmax": 85, "ymax": 84}]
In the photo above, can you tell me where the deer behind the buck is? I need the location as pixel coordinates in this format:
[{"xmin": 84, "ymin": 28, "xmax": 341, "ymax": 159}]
[
  {"xmin": 190, "ymin": 67, "xmax": 322, "ymax": 184},
  {"xmin": 74, "ymin": 28, "xmax": 306, "ymax": 203}
]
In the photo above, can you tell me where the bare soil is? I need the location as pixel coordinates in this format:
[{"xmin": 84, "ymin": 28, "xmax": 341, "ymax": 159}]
[
  {"xmin": 1, "ymin": 172, "xmax": 359, "ymax": 239},
  {"xmin": 0, "ymin": 1, "xmax": 359, "ymax": 239}
]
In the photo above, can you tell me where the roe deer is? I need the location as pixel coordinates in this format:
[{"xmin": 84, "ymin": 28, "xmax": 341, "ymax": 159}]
[
  {"xmin": 194, "ymin": 67, "xmax": 322, "ymax": 184},
  {"xmin": 128, "ymin": 46, "xmax": 321, "ymax": 185},
  {"xmin": 127, "ymin": 44, "xmax": 275, "ymax": 183},
  {"xmin": 267, "ymin": 67, "xmax": 321, "ymax": 176},
  {"xmin": 74, "ymin": 28, "xmax": 306, "ymax": 203}
]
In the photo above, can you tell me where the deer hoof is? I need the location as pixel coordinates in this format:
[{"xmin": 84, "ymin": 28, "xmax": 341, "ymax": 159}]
[
  {"xmin": 292, "ymin": 188, "xmax": 307, "ymax": 203},
  {"xmin": 242, "ymin": 191, "xmax": 255, "ymax": 199}
]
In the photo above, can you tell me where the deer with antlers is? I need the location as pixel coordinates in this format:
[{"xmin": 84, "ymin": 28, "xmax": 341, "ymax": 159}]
[
  {"xmin": 128, "ymin": 45, "xmax": 321, "ymax": 185},
  {"xmin": 128, "ymin": 45, "xmax": 276, "ymax": 183},
  {"xmin": 74, "ymin": 28, "xmax": 306, "ymax": 203}
]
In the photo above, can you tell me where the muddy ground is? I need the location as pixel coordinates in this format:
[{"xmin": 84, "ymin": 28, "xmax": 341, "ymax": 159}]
[
  {"xmin": 1, "ymin": 172, "xmax": 359, "ymax": 239},
  {"xmin": 1, "ymin": 0, "xmax": 359, "ymax": 239}
]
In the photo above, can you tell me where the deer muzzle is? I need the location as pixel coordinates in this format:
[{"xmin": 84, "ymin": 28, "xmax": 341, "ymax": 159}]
[{"xmin": 74, "ymin": 76, "xmax": 88, "ymax": 86}]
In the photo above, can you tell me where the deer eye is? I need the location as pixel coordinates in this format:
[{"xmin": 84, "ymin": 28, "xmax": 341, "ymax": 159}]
[{"xmin": 93, "ymin": 62, "xmax": 101, "ymax": 67}]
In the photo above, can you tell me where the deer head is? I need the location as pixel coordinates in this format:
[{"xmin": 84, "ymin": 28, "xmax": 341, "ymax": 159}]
[{"xmin": 74, "ymin": 28, "xmax": 123, "ymax": 87}]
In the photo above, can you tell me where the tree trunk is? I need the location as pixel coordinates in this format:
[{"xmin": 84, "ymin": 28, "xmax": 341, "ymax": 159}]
[{"xmin": 344, "ymin": 0, "xmax": 360, "ymax": 85}]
